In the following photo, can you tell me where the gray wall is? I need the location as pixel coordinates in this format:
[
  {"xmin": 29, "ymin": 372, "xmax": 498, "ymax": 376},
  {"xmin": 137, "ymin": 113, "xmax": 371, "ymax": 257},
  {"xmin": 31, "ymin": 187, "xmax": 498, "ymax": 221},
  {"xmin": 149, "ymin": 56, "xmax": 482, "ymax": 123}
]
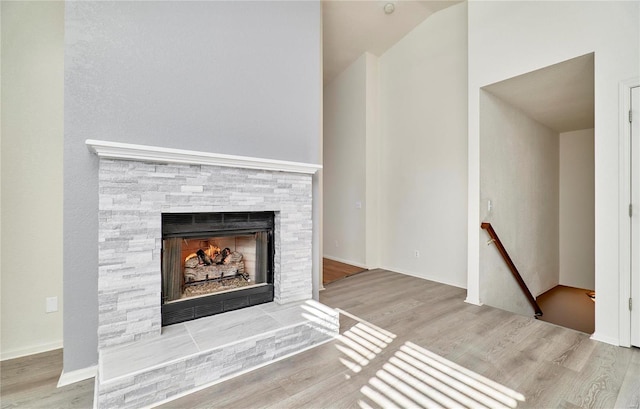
[
  {"xmin": 480, "ymin": 91, "xmax": 559, "ymax": 316},
  {"xmin": 64, "ymin": 1, "xmax": 321, "ymax": 372}
]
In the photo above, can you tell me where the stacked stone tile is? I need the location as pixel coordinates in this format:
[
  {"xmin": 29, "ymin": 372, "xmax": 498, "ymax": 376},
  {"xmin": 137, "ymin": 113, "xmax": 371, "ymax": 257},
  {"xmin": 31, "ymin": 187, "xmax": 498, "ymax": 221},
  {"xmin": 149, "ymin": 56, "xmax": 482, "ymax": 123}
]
[{"xmin": 98, "ymin": 159, "xmax": 314, "ymax": 349}]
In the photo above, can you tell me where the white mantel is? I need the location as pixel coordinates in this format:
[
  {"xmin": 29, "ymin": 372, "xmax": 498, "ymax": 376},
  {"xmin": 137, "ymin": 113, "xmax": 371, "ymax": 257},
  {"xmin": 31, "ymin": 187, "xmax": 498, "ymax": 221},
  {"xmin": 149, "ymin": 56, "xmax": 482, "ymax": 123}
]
[{"xmin": 86, "ymin": 139, "xmax": 322, "ymax": 175}]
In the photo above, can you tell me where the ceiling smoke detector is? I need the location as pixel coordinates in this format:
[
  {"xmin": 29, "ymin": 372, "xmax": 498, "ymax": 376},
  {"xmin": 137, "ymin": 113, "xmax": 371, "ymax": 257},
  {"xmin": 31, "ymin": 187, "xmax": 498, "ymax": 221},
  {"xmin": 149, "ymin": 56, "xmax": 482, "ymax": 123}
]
[{"xmin": 383, "ymin": 3, "xmax": 395, "ymax": 15}]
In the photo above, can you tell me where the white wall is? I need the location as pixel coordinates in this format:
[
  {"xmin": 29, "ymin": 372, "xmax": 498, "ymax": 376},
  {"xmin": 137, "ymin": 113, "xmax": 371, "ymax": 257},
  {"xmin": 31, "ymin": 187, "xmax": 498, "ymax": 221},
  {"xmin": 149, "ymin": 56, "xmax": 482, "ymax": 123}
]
[
  {"xmin": 323, "ymin": 52, "xmax": 379, "ymax": 268},
  {"xmin": 365, "ymin": 54, "xmax": 381, "ymax": 269},
  {"xmin": 480, "ymin": 91, "xmax": 559, "ymax": 316},
  {"xmin": 1, "ymin": 1, "xmax": 64, "ymax": 360},
  {"xmin": 559, "ymin": 128, "xmax": 595, "ymax": 290},
  {"xmin": 323, "ymin": 54, "xmax": 367, "ymax": 266},
  {"xmin": 378, "ymin": 2, "xmax": 468, "ymax": 288},
  {"xmin": 467, "ymin": 1, "xmax": 639, "ymax": 345}
]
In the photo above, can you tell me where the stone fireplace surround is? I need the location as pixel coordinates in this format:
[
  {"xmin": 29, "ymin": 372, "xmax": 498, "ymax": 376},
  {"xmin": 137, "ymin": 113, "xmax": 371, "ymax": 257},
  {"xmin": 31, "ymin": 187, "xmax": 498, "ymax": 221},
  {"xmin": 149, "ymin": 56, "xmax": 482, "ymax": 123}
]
[{"xmin": 88, "ymin": 140, "xmax": 338, "ymax": 408}]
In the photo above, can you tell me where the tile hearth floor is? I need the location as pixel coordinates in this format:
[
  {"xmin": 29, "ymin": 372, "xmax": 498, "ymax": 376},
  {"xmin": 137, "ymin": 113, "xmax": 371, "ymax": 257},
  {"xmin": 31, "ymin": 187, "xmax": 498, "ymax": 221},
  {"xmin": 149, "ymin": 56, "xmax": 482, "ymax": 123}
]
[
  {"xmin": 96, "ymin": 299, "xmax": 338, "ymax": 409},
  {"xmin": 100, "ymin": 300, "xmax": 337, "ymax": 383}
]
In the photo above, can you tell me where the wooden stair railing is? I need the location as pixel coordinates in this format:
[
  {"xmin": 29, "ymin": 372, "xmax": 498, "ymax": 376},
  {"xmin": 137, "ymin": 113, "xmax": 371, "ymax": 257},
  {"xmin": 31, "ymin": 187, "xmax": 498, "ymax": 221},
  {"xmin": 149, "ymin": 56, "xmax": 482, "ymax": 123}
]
[{"xmin": 481, "ymin": 222, "xmax": 543, "ymax": 317}]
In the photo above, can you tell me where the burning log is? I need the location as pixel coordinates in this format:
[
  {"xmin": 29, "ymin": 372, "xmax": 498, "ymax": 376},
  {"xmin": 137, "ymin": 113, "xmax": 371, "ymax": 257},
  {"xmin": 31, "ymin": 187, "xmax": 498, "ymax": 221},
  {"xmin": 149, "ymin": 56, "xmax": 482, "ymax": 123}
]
[
  {"xmin": 196, "ymin": 249, "xmax": 213, "ymax": 265},
  {"xmin": 184, "ymin": 250, "xmax": 245, "ymax": 284}
]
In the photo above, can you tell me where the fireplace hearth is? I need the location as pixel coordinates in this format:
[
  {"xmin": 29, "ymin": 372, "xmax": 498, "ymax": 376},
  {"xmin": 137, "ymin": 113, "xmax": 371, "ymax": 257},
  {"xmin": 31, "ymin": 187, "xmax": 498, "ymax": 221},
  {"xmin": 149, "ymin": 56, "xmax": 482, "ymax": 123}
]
[{"xmin": 161, "ymin": 211, "xmax": 275, "ymax": 325}]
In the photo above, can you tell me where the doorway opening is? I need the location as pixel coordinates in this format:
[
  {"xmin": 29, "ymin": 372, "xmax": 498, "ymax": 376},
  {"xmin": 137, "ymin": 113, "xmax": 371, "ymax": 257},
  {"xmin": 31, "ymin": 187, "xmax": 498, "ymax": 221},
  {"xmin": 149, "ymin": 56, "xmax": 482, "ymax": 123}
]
[{"xmin": 479, "ymin": 53, "xmax": 595, "ymax": 334}]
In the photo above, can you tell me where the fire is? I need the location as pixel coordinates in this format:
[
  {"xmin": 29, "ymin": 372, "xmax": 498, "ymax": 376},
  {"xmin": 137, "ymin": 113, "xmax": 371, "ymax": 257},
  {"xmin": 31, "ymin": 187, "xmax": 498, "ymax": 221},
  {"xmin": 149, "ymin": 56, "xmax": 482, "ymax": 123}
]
[{"xmin": 185, "ymin": 244, "xmax": 220, "ymax": 263}]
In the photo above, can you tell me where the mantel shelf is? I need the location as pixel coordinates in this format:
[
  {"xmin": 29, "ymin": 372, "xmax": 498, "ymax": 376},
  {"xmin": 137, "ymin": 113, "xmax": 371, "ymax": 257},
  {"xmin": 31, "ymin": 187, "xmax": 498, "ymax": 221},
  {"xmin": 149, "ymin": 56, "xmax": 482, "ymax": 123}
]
[{"xmin": 86, "ymin": 139, "xmax": 322, "ymax": 174}]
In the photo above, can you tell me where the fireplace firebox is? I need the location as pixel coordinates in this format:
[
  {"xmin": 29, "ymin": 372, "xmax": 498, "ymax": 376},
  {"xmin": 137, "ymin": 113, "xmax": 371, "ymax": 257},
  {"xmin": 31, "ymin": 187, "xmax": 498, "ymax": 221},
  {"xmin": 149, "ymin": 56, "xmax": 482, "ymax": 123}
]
[{"xmin": 161, "ymin": 211, "xmax": 275, "ymax": 325}]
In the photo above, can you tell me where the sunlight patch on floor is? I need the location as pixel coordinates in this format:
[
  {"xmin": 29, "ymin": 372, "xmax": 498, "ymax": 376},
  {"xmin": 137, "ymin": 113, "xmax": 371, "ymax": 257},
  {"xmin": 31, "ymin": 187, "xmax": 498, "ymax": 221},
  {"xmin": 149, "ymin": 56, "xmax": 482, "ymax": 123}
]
[
  {"xmin": 335, "ymin": 309, "xmax": 397, "ymax": 374},
  {"xmin": 334, "ymin": 308, "xmax": 526, "ymax": 408}
]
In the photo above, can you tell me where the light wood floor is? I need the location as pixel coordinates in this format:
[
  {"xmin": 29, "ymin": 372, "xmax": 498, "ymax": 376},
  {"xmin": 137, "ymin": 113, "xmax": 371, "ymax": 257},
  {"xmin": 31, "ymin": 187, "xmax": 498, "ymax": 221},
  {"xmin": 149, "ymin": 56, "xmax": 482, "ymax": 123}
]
[
  {"xmin": 323, "ymin": 258, "xmax": 367, "ymax": 285},
  {"xmin": 0, "ymin": 349, "xmax": 93, "ymax": 409},
  {"xmin": 2, "ymin": 269, "xmax": 639, "ymax": 408}
]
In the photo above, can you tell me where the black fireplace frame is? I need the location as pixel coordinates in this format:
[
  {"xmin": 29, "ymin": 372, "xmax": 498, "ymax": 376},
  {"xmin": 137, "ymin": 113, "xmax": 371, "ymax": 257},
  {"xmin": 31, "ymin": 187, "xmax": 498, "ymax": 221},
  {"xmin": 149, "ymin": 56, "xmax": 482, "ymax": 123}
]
[{"xmin": 161, "ymin": 211, "xmax": 275, "ymax": 326}]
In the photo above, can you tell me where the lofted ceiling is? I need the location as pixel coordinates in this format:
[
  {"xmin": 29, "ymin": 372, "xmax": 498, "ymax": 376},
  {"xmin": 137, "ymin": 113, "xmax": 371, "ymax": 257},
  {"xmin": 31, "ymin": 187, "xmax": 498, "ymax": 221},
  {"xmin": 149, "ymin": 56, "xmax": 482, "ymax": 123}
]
[
  {"xmin": 322, "ymin": 3, "xmax": 594, "ymax": 134},
  {"xmin": 483, "ymin": 53, "xmax": 595, "ymax": 133},
  {"xmin": 322, "ymin": 0, "xmax": 460, "ymax": 85}
]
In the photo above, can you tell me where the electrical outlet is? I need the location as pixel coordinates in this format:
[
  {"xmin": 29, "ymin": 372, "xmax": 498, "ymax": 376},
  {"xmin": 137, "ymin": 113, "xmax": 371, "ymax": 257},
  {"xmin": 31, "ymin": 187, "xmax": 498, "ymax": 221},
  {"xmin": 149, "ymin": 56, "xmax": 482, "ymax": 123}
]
[
  {"xmin": 335, "ymin": 240, "xmax": 339, "ymax": 248},
  {"xmin": 414, "ymin": 250, "xmax": 420, "ymax": 258},
  {"xmin": 355, "ymin": 201, "xmax": 362, "ymax": 209},
  {"xmin": 46, "ymin": 296, "xmax": 58, "ymax": 313}
]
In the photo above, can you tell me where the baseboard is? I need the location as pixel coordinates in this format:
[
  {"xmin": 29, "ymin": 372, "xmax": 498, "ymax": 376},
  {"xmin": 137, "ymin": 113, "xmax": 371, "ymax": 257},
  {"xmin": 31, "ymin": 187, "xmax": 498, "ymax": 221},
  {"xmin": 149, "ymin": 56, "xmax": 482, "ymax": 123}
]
[
  {"xmin": 0, "ymin": 340, "xmax": 63, "ymax": 361},
  {"xmin": 536, "ymin": 282, "xmax": 560, "ymax": 298},
  {"xmin": 590, "ymin": 332, "xmax": 619, "ymax": 346},
  {"xmin": 323, "ymin": 255, "xmax": 369, "ymax": 270},
  {"xmin": 380, "ymin": 265, "xmax": 467, "ymax": 290},
  {"xmin": 464, "ymin": 297, "xmax": 483, "ymax": 306},
  {"xmin": 57, "ymin": 365, "xmax": 97, "ymax": 387}
]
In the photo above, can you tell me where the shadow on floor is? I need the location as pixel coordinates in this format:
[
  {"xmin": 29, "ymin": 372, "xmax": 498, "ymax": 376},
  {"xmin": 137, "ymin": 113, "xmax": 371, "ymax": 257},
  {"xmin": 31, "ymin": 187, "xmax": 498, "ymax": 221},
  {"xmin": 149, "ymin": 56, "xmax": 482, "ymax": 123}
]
[{"xmin": 536, "ymin": 285, "xmax": 595, "ymax": 334}]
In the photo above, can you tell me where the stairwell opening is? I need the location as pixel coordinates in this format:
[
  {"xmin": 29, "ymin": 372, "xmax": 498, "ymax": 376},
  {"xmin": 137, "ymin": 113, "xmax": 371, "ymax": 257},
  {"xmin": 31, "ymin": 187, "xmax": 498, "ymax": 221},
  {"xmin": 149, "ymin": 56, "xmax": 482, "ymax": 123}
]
[{"xmin": 479, "ymin": 53, "xmax": 595, "ymax": 334}]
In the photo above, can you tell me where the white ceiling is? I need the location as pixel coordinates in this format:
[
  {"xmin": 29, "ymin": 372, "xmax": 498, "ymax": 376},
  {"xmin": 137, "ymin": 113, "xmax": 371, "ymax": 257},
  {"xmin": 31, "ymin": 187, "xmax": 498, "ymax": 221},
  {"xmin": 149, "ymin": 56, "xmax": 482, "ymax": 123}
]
[
  {"xmin": 483, "ymin": 53, "xmax": 595, "ymax": 133},
  {"xmin": 322, "ymin": 3, "xmax": 594, "ymax": 134},
  {"xmin": 322, "ymin": 0, "xmax": 460, "ymax": 85}
]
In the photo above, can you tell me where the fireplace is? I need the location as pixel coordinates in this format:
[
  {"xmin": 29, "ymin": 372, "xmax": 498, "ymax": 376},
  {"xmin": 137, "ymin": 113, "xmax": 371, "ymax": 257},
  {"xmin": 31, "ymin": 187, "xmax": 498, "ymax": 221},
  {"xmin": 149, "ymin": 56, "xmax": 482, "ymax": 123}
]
[
  {"xmin": 89, "ymin": 140, "xmax": 336, "ymax": 409},
  {"xmin": 161, "ymin": 211, "xmax": 275, "ymax": 325}
]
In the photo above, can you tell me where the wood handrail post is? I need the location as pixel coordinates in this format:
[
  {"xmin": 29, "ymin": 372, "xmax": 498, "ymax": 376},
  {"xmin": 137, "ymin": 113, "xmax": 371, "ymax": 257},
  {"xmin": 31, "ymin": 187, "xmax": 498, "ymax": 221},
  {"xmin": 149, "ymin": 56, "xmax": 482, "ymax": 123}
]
[{"xmin": 480, "ymin": 222, "xmax": 543, "ymax": 317}]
